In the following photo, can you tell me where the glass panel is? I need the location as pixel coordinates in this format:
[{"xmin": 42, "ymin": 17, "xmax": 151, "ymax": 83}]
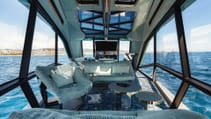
[
  {"xmin": 156, "ymin": 68, "xmax": 182, "ymax": 99},
  {"xmin": 28, "ymin": 77, "xmax": 41, "ymax": 102},
  {"xmin": 120, "ymin": 11, "xmax": 134, "ymax": 22},
  {"xmin": 0, "ymin": 78, "xmax": 40, "ymax": 119},
  {"xmin": 140, "ymin": 37, "xmax": 154, "ymax": 65},
  {"xmin": 140, "ymin": 67, "xmax": 153, "ymax": 78},
  {"xmin": 94, "ymin": 24, "xmax": 103, "ymax": 30},
  {"xmin": 156, "ymin": 15, "xmax": 182, "ymax": 72},
  {"xmin": 94, "ymin": 18, "xmax": 103, "ymax": 24},
  {"xmin": 0, "ymin": 87, "xmax": 28, "ymax": 119},
  {"xmin": 81, "ymin": 23, "xmax": 93, "ymax": 29},
  {"xmin": 0, "ymin": 1, "xmax": 29, "ymax": 84},
  {"xmin": 120, "ymin": 23, "xmax": 131, "ymax": 29},
  {"xmin": 82, "ymin": 40, "xmax": 93, "ymax": 58},
  {"xmin": 82, "ymin": 30, "xmax": 102, "ymax": 34},
  {"xmin": 119, "ymin": 40, "xmax": 130, "ymax": 61},
  {"xmin": 109, "ymin": 27, "xmax": 117, "ymax": 31},
  {"xmin": 110, "ymin": 13, "xmax": 119, "ymax": 24},
  {"xmin": 109, "ymin": 30, "xmax": 128, "ymax": 35},
  {"xmin": 182, "ymin": 86, "xmax": 211, "ymax": 118},
  {"xmin": 79, "ymin": 11, "xmax": 94, "ymax": 21},
  {"xmin": 109, "ymin": 11, "xmax": 135, "ymax": 35},
  {"xmin": 29, "ymin": 16, "xmax": 55, "ymax": 72},
  {"xmin": 58, "ymin": 36, "xmax": 69, "ymax": 64},
  {"xmin": 181, "ymin": 0, "xmax": 211, "ymax": 84},
  {"xmin": 79, "ymin": 10, "xmax": 135, "ymax": 35}
]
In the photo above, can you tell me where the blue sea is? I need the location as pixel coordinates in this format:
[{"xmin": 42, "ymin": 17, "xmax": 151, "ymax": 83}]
[{"xmin": 0, "ymin": 54, "xmax": 210, "ymax": 119}]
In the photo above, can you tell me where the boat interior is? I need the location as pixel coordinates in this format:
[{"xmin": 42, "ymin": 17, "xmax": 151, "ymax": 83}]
[{"xmin": 0, "ymin": 0, "xmax": 211, "ymax": 119}]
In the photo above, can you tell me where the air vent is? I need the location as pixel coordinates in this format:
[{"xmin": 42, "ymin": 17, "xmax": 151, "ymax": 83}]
[
  {"xmin": 115, "ymin": 0, "xmax": 137, "ymax": 5},
  {"xmin": 77, "ymin": 0, "xmax": 99, "ymax": 4}
]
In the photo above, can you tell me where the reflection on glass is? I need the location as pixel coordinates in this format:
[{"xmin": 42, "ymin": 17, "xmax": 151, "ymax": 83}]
[
  {"xmin": 29, "ymin": 16, "xmax": 55, "ymax": 72},
  {"xmin": 182, "ymin": 86, "xmax": 211, "ymax": 118},
  {"xmin": 58, "ymin": 36, "xmax": 69, "ymax": 64},
  {"xmin": 140, "ymin": 37, "xmax": 154, "ymax": 65},
  {"xmin": 82, "ymin": 40, "xmax": 93, "ymax": 58},
  {"xmin": 156, "ymin": 15, "xmax": 182, "ymax": 72},
  {"xmin": 140, "ymin": 67, "xmax": 153, "ymax": 78},
  {"xmin": 119, "ymin": 40, "xmax": 130, "ymax": 61},
  {"xmin": 156, "ymin": 68, "xmax": 182, "ymax": 98},
  {"xmin": 181, "ymin": 0, "xmax": 211, "ymax": 84},
  {"xmin": 0, "ymin": 0, "xmax": 29, "ymax": 84}
]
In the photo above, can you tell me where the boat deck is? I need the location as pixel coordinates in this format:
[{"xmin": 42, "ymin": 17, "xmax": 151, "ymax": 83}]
[
  {"xmin": 40, "ymin": 71, "xmax": 168, "ymax": 111},
  {"xmin": 78, "ymin": 71, "xmax": 167, "ymax": 111}
]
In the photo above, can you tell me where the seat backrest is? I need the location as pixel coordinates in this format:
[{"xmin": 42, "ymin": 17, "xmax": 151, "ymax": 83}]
[
  {"xmin": 84, "ymin": 61, "xmax": 134, "ymax": 75},
  {"xmin": 36, "ymin": 66, "xmax": 59, "ymax": 95}
]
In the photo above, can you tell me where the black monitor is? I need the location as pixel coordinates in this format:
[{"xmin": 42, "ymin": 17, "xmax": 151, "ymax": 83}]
[
  {"xmin": 95, "ymin": 41, "xmax": 118, "ymax": 59},
  {"xmin": 95, "ymin": 41, "xmax": 118, "ymax": 51}
]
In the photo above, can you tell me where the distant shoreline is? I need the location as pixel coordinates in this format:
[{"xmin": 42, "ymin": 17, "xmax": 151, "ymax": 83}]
[
  {"xmin": 0, "ymin": 48, "xmax": 66, "ymax": 56},
  {"xmin": 0, "ymin": 54, "xmax": 66, "ymax": 56}
]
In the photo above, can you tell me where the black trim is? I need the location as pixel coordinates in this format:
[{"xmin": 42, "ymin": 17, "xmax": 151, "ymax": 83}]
[
  {"xmin": 0, "ymin": 79, "xmax": 19, "ymax": 96},
  {"xmin": 19, "ymin": 0, "xmax": 39, "ymax": 108},
  {"xmin": 49, "ymin": 0, "xmax": 64, "ymax": 24},
  {"xmin": 136, "ymin": 35, "xmax": 154, "ymax": 68},
  {"xmin": 0, "ymin": 72, "xmax": 36, "ymax": 96},
  {"xmin": 77, "ymin": 0, "xmax": 99, "ymax": 4},
  {"xmin": 171, "ymin": 3, "xmax": 190, "ymax": 108},
  {"xmin": 156, "ymin": 63, "xmax": 183, "ymax": 80},
  {"xmin": 139, "ymin": 63, "xmax": 154, "ymax": 68},
  {"xmin": 138, "ymin": 0, "xmax": 211, "ymax": 109},
  {"xmin": 149, "ymin": 0, "xmax": 164, "ymax": 25},
  {"xmin": 153, "ymin": 32, "xmax": 156, "ymax": 82},
  {"xmin": 36, "ymin": 1, "xmax": 72, "ymax": 58},
  {"xmin": 115, "ymin": 0, "xmax": 137, "ymax": 5},
  {"xmin": 55, "ymin": 32, "xmax": 58, "ymax": 64}
]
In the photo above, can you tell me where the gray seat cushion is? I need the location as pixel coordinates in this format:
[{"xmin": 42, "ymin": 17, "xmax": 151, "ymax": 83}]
[
  {"xmin": 84, "ymin": 61, "xmax": 135, "ymax": 82},
  {"xmin": 9, "ymin": 108, "xmax": 208, "ymax": 119},
  {"xmin": 36, "ymin": 64, "xmax": 92, "ymax": 104}
]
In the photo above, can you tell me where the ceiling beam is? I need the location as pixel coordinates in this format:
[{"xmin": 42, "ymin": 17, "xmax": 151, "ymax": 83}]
[
  {"xmin": 81, "ymin": 27, "xmax": 103, "ymax": 32},
  {"xmin": 80, "ymin": 14, "xmax": 102, "ymax": 22}
]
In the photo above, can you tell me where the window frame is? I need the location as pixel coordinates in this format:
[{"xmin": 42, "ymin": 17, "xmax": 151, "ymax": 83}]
[
  {"xmin": 138, "ymin": 0, "xmax": 211, "ymax": 109},
  {"xmin": 0, "ymin": 0, "xmax": 70, "ymax": 104}
]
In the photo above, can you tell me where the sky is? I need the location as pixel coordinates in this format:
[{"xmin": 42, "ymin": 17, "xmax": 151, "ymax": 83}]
[
  {"xmin": 0, "ymin": 0, "xmax": 63, "ymax": 50},
  {"xmin": 145, "ymin": 0, "xmax": 211, "ymax": 53},
  {"xmin": 0, "ymin": 0, "xmax": 211, "ymax": 52}
]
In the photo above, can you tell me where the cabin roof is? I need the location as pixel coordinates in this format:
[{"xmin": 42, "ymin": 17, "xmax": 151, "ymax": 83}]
[{"xmin": 19, "ymin": 0, "xmax": 156, "ymax": 40}]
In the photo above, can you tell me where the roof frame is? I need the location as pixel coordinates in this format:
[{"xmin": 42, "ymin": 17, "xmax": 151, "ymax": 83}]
[{"xmin": 79, "ymin": 10, "xmax": 135, "ymax": 36}]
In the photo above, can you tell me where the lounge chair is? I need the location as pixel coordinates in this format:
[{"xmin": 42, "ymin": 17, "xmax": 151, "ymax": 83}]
[{"xmin": 36, "ymin": 64, "xmax": 92, "ymax": 108}]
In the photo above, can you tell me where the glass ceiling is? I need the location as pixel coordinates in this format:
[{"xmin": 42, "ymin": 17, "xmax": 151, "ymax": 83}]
[{"xmin": 79, "ymin": 10, "xmax": 135, "ymax": 35}]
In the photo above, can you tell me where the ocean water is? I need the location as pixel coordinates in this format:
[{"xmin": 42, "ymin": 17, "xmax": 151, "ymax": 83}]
[
  {"xmin": 141, "ymin": 52, "xmax": 211, "ymax": 118},
  {"xmin": 0, "ymin": 54, "xmax": 210, "ymax": 118},
  {"xmin": 0, "ymin": 55, "xmax": 69, "ymax": 119}
]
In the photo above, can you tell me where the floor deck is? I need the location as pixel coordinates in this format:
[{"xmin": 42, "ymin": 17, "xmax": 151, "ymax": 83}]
[
  {"xmin": 41, "ymin": 71, "xmax": 168, "ymax": 111},
  {"xmin": 78, "ymin": 71, "xmax": 167, "ymax": 111}
]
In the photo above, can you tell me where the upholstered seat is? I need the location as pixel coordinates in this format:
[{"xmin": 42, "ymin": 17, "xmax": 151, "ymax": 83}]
[
  {"xmin": 9, "ymin": 108, "xmax": 208, "ymax": 119},
  {"xmin": 84, "ymin": 61, "xmax": 135, "ymax": 82},
  {"xmin": 36, "ymin": 64, "xmax": 92, "ymax": 105}
]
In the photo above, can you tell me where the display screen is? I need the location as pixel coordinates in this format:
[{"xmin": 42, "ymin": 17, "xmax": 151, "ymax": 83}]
[{"xmin": 95, "ymin": 41, "xmax": 118, "ymax": 51}]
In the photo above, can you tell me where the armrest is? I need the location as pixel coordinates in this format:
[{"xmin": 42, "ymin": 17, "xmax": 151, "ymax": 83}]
[
  {"xmin": 36, "ymin": 66, "xmax": 59, "ymax": 95},
  {"xmin": 74, "ymin": 68, "xmax": 92, "ymax": 84}
]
